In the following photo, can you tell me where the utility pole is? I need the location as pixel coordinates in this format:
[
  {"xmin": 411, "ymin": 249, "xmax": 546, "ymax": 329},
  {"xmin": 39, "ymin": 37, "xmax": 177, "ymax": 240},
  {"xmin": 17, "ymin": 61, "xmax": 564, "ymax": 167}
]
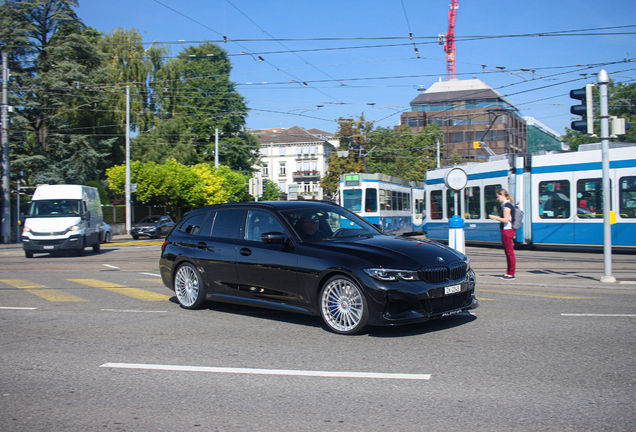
[
  {"xmin": 215, "ymin": 128, "xmax": 219, "ymax": 169},
  {"xmin": 125, "ymin": 86, "xmax": 131, "ymax": 234},
  {"xmin": 1, "ymin": 52, "xmax": 11, "ymax": 243},
  {"xmin": 597, "ymin": 69, "xmax": 615, "ymax": 283}
]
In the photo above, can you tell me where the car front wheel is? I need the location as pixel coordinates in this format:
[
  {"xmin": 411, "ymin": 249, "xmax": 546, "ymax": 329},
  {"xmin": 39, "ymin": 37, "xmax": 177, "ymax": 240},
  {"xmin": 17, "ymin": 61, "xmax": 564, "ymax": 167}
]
[
  {"xmin": 174, "ymin": 263, "xmax": 206, "ymax": 309},
  {"xmin": 319, "ymin": 276, "xmax": 369, "ymax": 335}
]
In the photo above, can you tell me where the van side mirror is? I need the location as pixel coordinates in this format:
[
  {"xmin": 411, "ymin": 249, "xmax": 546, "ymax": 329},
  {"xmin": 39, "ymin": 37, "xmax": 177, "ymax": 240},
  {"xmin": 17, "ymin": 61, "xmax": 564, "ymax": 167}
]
[{"xmin": 83, "ymin": 211, "xmax": 91, "ymax": 221}]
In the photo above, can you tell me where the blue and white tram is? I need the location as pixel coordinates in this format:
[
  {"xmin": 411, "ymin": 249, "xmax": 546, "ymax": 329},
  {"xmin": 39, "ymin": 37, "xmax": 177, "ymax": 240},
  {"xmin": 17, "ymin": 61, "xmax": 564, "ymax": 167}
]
[
  {"xmin": 339, "ymin": 173, "xmax": 425, "ymax": 235},
  {"xmin": 423, "ymin": 144, "xmax": 636, "ymax": 248},
  {"xmin": 424, "ymin": 155, "xmax": 522, "ymax": 243}
]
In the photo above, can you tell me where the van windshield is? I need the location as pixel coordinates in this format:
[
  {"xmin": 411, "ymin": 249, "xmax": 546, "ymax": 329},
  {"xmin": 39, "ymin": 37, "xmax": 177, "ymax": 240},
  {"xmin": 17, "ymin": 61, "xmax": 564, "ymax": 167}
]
[{"xmin": 28, "ymin": 200, "xmax": 82, "ymax": 217}]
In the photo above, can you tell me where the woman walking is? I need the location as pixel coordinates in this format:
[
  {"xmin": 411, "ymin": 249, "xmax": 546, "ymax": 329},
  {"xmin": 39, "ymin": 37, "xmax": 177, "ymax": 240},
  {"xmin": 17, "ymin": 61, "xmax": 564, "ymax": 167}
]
[{"xmin": 488, "ymin": 189, "xmax": 516, "ymax": 280}]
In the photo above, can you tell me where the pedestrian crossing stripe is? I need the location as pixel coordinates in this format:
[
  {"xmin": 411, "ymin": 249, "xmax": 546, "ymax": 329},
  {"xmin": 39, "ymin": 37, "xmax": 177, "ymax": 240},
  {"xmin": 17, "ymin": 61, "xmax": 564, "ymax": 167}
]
[
  {"xmin": 67, "ymin": 279, "xmax": 171, "ymax": 301},
  {"xmin": 0, "ymin": 279, "xmax": 87, "ymax": 302},
  {"xmin": 103, "ymin": 241, "xmax": 163, "ymax": 247}
]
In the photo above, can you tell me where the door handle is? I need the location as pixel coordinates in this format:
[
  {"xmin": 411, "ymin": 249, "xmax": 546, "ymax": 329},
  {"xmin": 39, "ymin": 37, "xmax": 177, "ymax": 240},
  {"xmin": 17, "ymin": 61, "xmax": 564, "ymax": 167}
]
[
  {"xmin": 240, "ymin": 248, "xmax": 252, "ymax": 256},
  {"xmin": 197, "ymin": 242, "xmax": 209, "ymax": 251}
]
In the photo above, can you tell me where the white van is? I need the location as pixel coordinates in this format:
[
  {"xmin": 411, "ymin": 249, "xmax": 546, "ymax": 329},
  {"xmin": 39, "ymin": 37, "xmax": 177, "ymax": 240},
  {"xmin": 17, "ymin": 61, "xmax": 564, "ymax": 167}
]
[{"xmin": 22, "ymin": 185, "xmax": 104, "ymax": 258}]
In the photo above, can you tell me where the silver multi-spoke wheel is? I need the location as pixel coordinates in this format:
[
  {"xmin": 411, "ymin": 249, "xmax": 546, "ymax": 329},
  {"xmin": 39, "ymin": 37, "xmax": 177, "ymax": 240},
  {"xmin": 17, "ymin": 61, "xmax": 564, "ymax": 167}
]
[
  {"xmin": 320, "ymin": 276, "xmax": 368, "ymax": 335},
  {"xmin": 174, "ymin": 263, "xmax": 205, "ymax": 309}
]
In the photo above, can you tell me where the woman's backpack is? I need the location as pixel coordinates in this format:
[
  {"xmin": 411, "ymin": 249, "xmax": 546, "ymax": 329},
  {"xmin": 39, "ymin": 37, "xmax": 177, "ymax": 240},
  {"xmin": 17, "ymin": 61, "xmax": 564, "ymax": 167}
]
[{"xmin": 512, "ymin": 205, "xmax": 524, "ymax": 231}]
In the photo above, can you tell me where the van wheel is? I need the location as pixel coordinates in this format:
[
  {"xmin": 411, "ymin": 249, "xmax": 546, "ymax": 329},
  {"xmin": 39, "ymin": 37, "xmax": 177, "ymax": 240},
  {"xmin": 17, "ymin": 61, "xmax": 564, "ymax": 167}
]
[
  {"xmin": 25, "ymin": 252, "xmax": 33, "ymax": 258},
  {"xmin": 93, "ymin": 241, "xmax": 100, "ymax": 253}
]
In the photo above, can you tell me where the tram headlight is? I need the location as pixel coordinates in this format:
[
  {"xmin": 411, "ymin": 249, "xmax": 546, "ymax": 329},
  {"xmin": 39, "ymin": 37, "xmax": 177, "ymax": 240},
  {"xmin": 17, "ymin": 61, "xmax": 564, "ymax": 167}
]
[{"xmin": 363, "ymin": 268, "xmax": 421, "ymax": 282}]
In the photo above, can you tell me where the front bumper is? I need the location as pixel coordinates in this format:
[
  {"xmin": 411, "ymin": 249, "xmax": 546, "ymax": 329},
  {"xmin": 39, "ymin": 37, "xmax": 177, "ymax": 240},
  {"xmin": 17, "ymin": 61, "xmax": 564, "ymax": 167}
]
[
  {"xmin": 363, "ymin": 269, "xmax": 478, "ymax": 326},
  {"xmin": 22, "ymin": 234, "xmax": 84, "ymax": 253},
  {"xmin": 132, "ymin": 227, "xmax": 157, "ymax": 237}
]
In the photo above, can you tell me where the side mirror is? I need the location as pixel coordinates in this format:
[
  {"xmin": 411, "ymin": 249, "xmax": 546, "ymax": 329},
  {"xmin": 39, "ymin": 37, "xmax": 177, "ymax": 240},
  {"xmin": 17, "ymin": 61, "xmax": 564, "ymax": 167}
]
[
  {"xmin": 372, "ymin": 223, "xmax": 383, "ymax": 233},
  {"xmin": 83, "ymin": 210, "xmax": 91, "ymax": 221},
  {"xmin": 261, "ymin": 232, "xmax": 287, "ymax": 244}
]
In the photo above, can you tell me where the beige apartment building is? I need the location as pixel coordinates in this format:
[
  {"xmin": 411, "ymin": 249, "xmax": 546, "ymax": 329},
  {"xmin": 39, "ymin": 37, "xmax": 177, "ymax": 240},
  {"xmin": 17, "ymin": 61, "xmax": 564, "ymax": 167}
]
[
  {"xmin": 401, "ymin": 78, "xmax": 527, "ymax": 163},
  {"xmin": 252, "ymin": 126, "xmax": 338, "ymax": 199}
]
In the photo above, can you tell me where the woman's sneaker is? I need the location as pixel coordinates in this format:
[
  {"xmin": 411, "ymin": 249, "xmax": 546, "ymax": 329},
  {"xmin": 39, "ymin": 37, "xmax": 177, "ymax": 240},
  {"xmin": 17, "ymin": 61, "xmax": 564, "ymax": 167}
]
[{"xmin": 499, "ymin": 274, "xmax": 516, "ymax": 280}]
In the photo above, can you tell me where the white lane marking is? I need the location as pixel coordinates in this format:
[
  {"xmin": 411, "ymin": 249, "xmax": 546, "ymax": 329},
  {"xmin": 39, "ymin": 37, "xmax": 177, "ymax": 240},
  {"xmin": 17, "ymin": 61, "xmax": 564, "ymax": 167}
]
[
  {"xmin": 100, "ymin": 363, "xmax": 431, "ymax": 380},
  {"xmin": 0, "ymin": 306, "xmax": 38, "ymax": 310},
  {"xmin": 140, "ymin": 272, "xmax": 161, "ymax": 277},
  {"xmin": 562, "ymin": 313, "xmax": 636, "ymax": 317},
  {"xmin": 103, "ymin": 264, "xmax": 119, "ymax": 269},
  {"xmin": 101, "ymin": 309, "xmax": 167, "ymax": 313}
]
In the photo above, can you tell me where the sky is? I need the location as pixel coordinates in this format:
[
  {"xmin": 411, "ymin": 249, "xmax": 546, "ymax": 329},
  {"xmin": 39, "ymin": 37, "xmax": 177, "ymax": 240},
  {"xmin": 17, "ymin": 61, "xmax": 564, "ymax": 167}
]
[{"xmin": 75, "ymin": 0, "xmax": 636, "ymax": 136}]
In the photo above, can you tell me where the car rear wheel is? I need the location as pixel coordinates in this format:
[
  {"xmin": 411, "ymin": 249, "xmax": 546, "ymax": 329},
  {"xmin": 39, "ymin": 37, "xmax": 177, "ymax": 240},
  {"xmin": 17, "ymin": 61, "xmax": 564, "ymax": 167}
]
[
  {"xmin": 174, "ymin": 263, "xmax": 206, "ymax": 309},
  {"xmin": 319, "ymin": 276, "xmax": 369, "ymax": 335}
]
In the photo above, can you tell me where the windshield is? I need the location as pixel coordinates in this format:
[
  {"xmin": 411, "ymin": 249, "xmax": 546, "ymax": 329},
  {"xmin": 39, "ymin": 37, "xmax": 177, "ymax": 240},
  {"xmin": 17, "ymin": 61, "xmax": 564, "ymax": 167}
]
[
  {"xmin": 342, "ymin": 189, "xmax": 362, "ymax": 212},
  {"xmin": 28, "ymin": 200, "xmax": 82, "ymax": 217},
  {"xmin": 281, "ymin": 205, "xmax": 380, "ymax": 242},
  {"xmin": 139, "ymin": 216, "xmax": 161, "ymax": 224}
]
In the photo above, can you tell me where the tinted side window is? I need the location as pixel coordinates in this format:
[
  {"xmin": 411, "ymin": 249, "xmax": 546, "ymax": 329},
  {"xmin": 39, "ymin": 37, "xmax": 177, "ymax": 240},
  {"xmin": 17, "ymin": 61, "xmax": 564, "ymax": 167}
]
[
  {"xmin": 178, "ymin": 212, "xmax": 208, "ymax": 235},
  {"xmin": 211, "ymin": 210, "xmax": 244, "ymax": 239}
]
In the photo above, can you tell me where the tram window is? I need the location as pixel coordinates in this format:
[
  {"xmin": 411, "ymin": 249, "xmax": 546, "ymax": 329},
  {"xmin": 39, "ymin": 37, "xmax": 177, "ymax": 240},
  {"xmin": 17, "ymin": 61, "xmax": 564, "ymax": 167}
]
[
  {"xmin": 392, "ymin": 191, "xmax": 398, "ymax": 211},
  {"xmin": 619, "ymin": 176, "xmax": 636, "ymax": 218},
  {"xmin": 577, "ymin": 178, "xmax": 612, "ymax": 219},
  {"xmin": 380, "ymin": 189, "xmax": 391, "ymax": 210},
  {"xmin": 404, "ymin": 192, "xmax": 410, "ymax": 211},
  {"xmin": 365, "ymin": 188, "xmax": 378, "ymax": 212},
  {"xmin": 430, "ymin": 190, "xmax": 443, "ymax": 219},
  {"xmin": 539, "ymin": 181, "xmax": 571, "ymax": 219},
  {"xmin": 446, "ymin": 189, "xmax": 458, "ymax": 218},
  {"xmin": 485, "ymin": 185, "xmax": 502, "ymax": 217},
  {"xmin": 342, "ymin": 189, "xmax": 362, "ymax": 211},
  {"xmin": 464, "ymin": 186, "xmax": 481, "ymax": 219}
]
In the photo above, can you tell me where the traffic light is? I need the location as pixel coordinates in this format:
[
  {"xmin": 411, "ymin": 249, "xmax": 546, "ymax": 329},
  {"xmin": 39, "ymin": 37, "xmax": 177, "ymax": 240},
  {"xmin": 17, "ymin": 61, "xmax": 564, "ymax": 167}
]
[
  {"xmin": 247, "ymin": 178, "xmax": 255, "ymax": 195},
  {"xmin": 570, "ymin": 83, "xmax": 594, "ymax": 134},
  {"xmin": 262, "ymin": 180, "xmax": 269, "ymax": 197}
]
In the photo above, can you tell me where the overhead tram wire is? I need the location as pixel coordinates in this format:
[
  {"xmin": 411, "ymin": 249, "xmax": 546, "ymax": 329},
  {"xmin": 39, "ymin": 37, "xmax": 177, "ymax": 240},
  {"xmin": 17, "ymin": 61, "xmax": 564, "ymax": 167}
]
[{"xmin": 152, "ymin": 0, "xmax": 347, "ymax": 106}]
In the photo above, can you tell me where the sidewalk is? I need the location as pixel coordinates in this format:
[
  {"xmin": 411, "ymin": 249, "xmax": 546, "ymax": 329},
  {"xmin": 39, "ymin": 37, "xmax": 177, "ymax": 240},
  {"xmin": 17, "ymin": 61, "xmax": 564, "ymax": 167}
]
[{"xmin": 2, "ymin": 238, "xmax": 634, "ymax": 289}]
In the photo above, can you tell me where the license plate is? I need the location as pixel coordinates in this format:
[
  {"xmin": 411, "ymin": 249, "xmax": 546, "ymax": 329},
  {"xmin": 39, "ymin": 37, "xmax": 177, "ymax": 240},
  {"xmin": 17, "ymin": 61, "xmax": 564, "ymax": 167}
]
[
  {"xmin": 444, "ymin": 284, "xmax": 461, "ymax": 295},
  {"xmin": 42, "ymin": 246, "xmax": 55, "ymax": 250}
]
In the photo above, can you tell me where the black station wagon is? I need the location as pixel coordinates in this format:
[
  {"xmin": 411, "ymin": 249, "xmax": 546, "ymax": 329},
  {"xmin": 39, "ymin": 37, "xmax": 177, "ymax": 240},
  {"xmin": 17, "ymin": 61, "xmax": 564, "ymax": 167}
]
[{"xmin": 159, "ymin": 201, "xmax": 478, "ymax": 335}]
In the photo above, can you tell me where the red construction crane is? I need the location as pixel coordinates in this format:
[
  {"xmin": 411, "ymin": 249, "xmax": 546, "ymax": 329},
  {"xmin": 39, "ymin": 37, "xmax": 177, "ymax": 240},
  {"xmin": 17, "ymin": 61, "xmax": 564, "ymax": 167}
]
[{"xmin": 444, "ymin": 0, "xmax": 459, "ymax": 80}]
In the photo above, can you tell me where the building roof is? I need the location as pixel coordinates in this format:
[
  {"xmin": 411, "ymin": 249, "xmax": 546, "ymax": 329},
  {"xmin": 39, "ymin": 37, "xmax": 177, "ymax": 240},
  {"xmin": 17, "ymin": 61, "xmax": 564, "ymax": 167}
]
[
  {"xmin": 410, "ymin": 78, "xmax": 519, "ymax": 110},
  {"xmin": 254, "ymin": 126, "xmax": 326, "ymax": 145},
  {"xmin": 306, "ymin": 128, "xmax": 334, "ymax": 139}
]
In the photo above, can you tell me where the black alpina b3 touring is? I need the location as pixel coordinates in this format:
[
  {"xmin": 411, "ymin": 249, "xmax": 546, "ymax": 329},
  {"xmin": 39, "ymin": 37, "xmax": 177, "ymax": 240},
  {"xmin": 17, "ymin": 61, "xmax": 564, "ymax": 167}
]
[{"xmin": 160, "ymin": 201, "xmax": 478, "ymax": 335}]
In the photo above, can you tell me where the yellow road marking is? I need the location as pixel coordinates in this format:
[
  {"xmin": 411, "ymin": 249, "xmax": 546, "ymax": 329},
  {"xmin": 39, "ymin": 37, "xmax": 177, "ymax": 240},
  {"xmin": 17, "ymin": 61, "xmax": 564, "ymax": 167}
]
[
  {"xmin": 104, "ymin": 241, "xmax": 163, "ymax": 247},
  {"xmin": 0, "ymin": 279, "xmax": 87, "ymax": 302},
  {"xmin": 479, "ymin": 289, "xmax": 599, "ymax": 300},
  {"xmin": 140, "ymin": 279, "xmax": 164, "ymax": 283},
  {"xmin": 68, "ymin": 279, "xmax": 170, "ymax": 301},
  {"xmin": 475, "ymin": 297, "xmax": 498, "ymax": 301}
]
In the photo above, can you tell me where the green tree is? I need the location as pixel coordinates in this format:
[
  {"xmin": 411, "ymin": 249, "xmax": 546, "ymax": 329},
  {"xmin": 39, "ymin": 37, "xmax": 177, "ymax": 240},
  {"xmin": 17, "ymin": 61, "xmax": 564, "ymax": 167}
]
[
  {"xmin": 106, "ymin": 160, "xmax": 249, "ymax": 207},
  {"xmin": 261, "ymin": 179, "xmax": 282, "ymax": 201},
  {"xmin": 366, "ymin": 124, "xmax": 443, "ymax": 181},
  {"xmin": 131, "ymin": 42, "xmax": 260, "ymax": 171},
  {"xmin": 1, "ymin": 0, "xmax": 116, "ymax": 185},
  {"xmin": 320, "ymin": 154, "xmax": 364, "ymax": 197},
  {"xmin": 449, "ymin": 150, "xmax": 462, "ymax": 165}
]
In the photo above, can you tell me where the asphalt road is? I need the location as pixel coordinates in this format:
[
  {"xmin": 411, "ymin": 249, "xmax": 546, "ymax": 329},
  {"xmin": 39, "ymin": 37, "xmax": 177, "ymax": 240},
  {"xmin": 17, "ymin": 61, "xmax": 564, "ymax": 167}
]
[{"xmin": 1, "ymin": 241, "xmax": 635, "ymax": 431}]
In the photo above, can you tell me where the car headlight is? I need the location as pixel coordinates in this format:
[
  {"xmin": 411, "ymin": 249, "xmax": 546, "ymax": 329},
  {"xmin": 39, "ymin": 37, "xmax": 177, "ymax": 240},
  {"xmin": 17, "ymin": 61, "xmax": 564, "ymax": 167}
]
[
  {"xmin": 23, "ymin": 227, "xmax": 31, "ymax": 233},
  {"xmin": 363, "ymin": 268, "xmax": 421, "ymax": 281},
  {"xmin": 70, "ymin": 225, "xmax": 80, "ymax": 231}
]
